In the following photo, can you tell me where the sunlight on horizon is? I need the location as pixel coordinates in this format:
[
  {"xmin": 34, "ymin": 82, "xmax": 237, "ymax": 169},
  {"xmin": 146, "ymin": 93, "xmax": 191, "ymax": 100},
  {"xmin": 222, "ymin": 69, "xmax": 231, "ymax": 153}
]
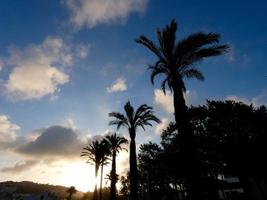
[
  {"xmin": 0, "ymin": 151, "xmax": 129, "ymax": 193},
  {"xmin": 55, "ymin": 160, "xmax": 113, "ymax": 192},
  {"xmin": 59, "ymin": 162, "xmax": 95, "ymax": 192}
]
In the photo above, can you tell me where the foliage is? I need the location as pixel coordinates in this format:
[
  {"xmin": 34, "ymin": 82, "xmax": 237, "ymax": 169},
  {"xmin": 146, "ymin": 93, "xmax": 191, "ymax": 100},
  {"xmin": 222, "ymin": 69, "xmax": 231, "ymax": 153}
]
[
  {"xmin": 137, "ymin": 100, "xmax": 267, "ymax": 200},
  {"xmin": 136, "ymin": 19, "xmax": 229, "ymax": 200},
  {"xmin": 104, "ymin": 133, "xmax": 128, "ymax": 200},
  {"xmin": 109, "ymin": 101, "xmax": 160, "ymax": 200}
]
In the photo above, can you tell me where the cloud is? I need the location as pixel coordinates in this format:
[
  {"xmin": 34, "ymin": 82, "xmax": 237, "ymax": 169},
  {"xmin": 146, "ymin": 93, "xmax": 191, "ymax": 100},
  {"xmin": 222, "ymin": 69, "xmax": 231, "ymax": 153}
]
[
  {"xmin": 2, "ymin": 37, "xmax": 73, "ymax": 101},
  {"xmin": 1, "ymin": 160, "xmax": 38, "ymax": 174},
  {"xmin": 225, "ymin": 95, "xmax": 251, "ymax": 105},
  {"xmin": 107, "ymin": 77, "xmax": 127, "ymax": 93},
  {"xmin": 63, "ymin": 0, "xmax": 149, "ymax": 28},
  {"xmin": 184, "ymin": 90, "xmax": 199, "ymax": 106},
  {"xmin": 117, "ymin": 150, "xmax": 129, "ymax": 175},
  {"xmin": 154, "ymin": 89, "xmax": 173, "ymax": 113},
  {"xmin": 0, "ymin": 58, "xmax": 4, "ymax": 71},
  {"xmin": 154, "ymin": 89, "xmax": 199, "ymax": 113},
  {"xmin": 75, "ymin": 44, "xmax": 90, "ymax": 59},
  {"xmin": 64, "ymin": 118, "xmax": 77, "ymax": 130},
  {"xmin": 155, "ymin": 118, "xmax": 169, "ymax": 135},
  {"xmin": 0, "ymin": 114, "xmax": 20, "ymax": 149},
  {"xmin": 225, "ymin": 91, "xmax": 267, "ymax": 107},
  {"xmin": 17, "ymin": 125, "xmax": 85, "ymax": 158},
  {"xmin": 100, "ymin": 63, "xmax": 116, "ymax": 77},
  {"xmin": 224, "ymin": 45, "xmax": 251, "ymax": 70}
]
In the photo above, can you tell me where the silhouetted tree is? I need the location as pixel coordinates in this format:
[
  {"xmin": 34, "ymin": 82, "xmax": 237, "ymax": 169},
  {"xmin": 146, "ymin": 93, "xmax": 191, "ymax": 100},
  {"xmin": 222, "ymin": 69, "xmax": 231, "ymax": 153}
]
[
  {"xmin": 99, "ymin": 140, "xmax": 111, "ymax": 200},
  {"xmin": 109, "ymin": 101, "xmax": 160, "ymax": 200},
  {"xmin": 104, "ymin": 133, "xmax": 128, "ymax": 200},
  {"xmin": 138, "ymin": 132, "xmax": 186, "ymax": 200},
  {"xmin": 136, "ymin": 19, "xmax": 229, "ymax": 200},
  {"xmin": 120, "ymin": 173, "xmax": 130, "ymax": 199},
  {"xmin": 66, "ymin": 186, "xmax": 77, "ymax": 200},
  {"xmin": 81, "ymin": 140, "xmax": 103, "ymax": 200},
  {"xmin": 185, "ymin": 100, "xmax": 267, "ymax": 199}
]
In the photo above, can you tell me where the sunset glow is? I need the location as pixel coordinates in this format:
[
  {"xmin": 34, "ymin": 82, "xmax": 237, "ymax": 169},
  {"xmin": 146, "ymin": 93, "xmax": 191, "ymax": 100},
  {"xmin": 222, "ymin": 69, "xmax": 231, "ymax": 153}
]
[{"xmin": 1, "ymin": 1, "xmax": 267, "ymax": 199}]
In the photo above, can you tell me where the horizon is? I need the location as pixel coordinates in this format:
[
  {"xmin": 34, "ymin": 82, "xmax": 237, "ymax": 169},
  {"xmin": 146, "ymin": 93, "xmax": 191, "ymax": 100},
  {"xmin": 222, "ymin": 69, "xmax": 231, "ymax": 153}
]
[{"xmin": 1, "ymin": 0, "xmax": 267, "ymax": 194}]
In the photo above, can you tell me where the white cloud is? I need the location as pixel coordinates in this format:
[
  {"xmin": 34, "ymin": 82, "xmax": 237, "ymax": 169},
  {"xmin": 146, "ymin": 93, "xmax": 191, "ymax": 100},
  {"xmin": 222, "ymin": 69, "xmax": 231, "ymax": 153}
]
[
  {"xmin": 184, "ymin": 90, "xmax": 199, "ymax": 106},
  {"xmin": 3, "ymin": 37, "xmax": 74, "ymax": 101},
  {"xmin": 0, "ymin": 58, "xmax": 4, "ymax": 71},
  {"xmin": 155, "ymin": 118, "xmax": 169, "ymax": 135},
  {"xmin": 64, "ymin": 118, "xmax": 75, "ymax": 129},
  {"xmin": 0, "ymin": 114, "xmax": 20, "ymax": 148},
  {"xmin": 226, "ymin": 91, "xmax": 267, "ymax": 107},
  {"xmin": 154, "ymin": 89, "xmax": 173, "ymax": 113},
  {"xmin": 107, "ymin": 77, "xmax": 127, "ymax": 93},
  {"xmin": 225, "ymin": 95, "xmax": 251, "ymax": 105},
  {"xmin": 63, "ymin": 0, "xmax": 149, "ymax": 28},
  {"xmin": 76, "ymin": 44, "xmax": 90, "ymax": 59},
  {"xmin": 154, "ymin": 89, "xmax": 199, "ymax": 113}
]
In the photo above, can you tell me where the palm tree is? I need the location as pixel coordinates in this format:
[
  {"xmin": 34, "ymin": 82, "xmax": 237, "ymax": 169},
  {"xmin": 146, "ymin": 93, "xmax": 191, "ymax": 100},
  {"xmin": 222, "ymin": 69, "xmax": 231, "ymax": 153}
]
[
  {"xmin": 99, "ymin": 139, "xmax": 111, "ymax": 200},
  {"xmin": 136, "ymin": 19, "xmax": 229, "ymax": 200},
  {"xmin": 105, "ymin": 133, "xmax": 128, "ymax": 200},
  {"xmin": 66, "ymin": 186, "xmax": 77, "ymax": 200},
  {"xmin": 81, "ymin": 140, "xmax": 103, "ymax": 200},
  {"xmin": 109, "ymin": 101, "xmax": 160, "ymax": 200}
]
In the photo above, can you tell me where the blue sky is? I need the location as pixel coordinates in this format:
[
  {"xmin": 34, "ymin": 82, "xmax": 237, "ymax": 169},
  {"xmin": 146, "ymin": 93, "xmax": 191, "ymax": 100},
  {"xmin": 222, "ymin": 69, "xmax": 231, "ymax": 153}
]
[{"xmin": 0, "ymin": 0, "xmax": 267, "ymax": 191}]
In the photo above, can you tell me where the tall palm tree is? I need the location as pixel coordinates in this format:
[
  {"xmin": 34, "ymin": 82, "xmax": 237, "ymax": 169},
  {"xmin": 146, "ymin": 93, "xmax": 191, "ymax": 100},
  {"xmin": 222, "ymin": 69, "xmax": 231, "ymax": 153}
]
[
  {"xmin": 136, "ymin": 19, "xmax": 229, "ymax": 200},
  {"xmin": 99, "ymin": 139, "xmax": 111, "ymax": 200},
  {"xmin": 105, "ymin": 133, "xmax": 128, "ymax": 200},
  {"xmin": 66, "ymin": 186, "xmax": 77, "ymax": 200},
  {"xmin": 109, "ymin": 101, "xmax": 160, "ymax": 200},
  {"xmin": 81, "ymin": 140, "xmax": 103, "ymax": 200}
]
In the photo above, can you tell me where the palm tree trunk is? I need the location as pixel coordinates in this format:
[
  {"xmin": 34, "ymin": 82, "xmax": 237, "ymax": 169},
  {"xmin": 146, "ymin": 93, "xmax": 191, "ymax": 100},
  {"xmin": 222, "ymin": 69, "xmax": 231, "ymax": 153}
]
[
  {"xmin": 100, "ymin": 163, "xmax": 104, "ymax": 200},
  {"xmin": 172, "ymin": 81, "xmax": 192, "ymax": 152},
  {"xmin": 110, "ymin": 151, "xmax": 117, "ymax": 200},
  {"xmin": 172, "ymin": 79, "xmax": 205, "ymax": 200},
  {"xmin": 129, "ymin": 129, "xmax": 138, "ymax": 200},
  {"xmin": 93, "ymin": 165, "xmax": 99, "ymax": 200}
]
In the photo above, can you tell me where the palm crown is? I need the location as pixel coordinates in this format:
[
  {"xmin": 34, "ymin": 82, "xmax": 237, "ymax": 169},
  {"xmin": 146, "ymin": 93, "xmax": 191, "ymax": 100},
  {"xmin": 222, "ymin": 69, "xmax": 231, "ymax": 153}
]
[
  {"xmin": 136, "ymin": 19, "xmax": 229, "ymax": 94},
  {"xmin": 105, "ymin": 133, "xmax": 128, "ymax": 154},
  {"xmin": 109, "ymin": 101, "xmax": 160, "ymax": 135},
  {"xmin": 81, "ymin": 140, "xmax": 102, "ymax": 167}
]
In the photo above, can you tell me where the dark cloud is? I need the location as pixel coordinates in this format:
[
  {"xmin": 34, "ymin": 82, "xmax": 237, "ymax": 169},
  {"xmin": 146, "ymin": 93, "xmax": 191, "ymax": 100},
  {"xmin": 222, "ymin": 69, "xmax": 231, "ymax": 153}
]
[
  {"xmin": 17, "ymin": 126, "xmax": 85, "ymax": 158},
  {"xmin": 1, "ymin": 160, "xmax": 38, "ymax": 173}
]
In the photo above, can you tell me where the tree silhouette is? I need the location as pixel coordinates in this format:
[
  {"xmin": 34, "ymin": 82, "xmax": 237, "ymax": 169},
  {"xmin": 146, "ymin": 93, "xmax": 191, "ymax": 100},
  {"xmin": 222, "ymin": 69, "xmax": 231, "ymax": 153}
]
[
  {"xmin": 109, "ymin": 101, "xmax": 160, "ymax": 200},
  {"xmin": 99, "ymin": 139, "xmax": 111, "ymax": 200},
  {"xmin": 66, "ymin": 186, "xmax": 77, "ymax": 200},
  {"xmin": 120, "ymin": 173, "xmax": 130, "ymax": 199},
  {"xmin": 136, "ymin": 19, "xmax": 229, "ymax": 200},
  {"xmin": 104, "ymin": 133, "xmax": 128, "ymax": 200},
  {"xmin": 81, "ymin": 140, "xmax": 103, "ymax": 200}
]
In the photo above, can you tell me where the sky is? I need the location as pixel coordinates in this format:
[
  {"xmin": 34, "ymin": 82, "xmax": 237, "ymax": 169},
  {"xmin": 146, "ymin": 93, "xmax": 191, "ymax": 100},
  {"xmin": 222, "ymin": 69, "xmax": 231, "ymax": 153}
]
[{"xmin": 0, "ymin": 0, "xmax": 267, "ymax": 192}]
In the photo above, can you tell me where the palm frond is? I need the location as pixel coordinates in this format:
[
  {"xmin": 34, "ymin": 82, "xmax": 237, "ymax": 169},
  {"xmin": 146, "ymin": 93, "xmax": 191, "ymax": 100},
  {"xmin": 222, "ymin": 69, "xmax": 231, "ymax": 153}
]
[
  {"xmin": 176, "ymin": 32, "xmax": 220, "ymax": 53},
  {"xmin": 109, "ymin": 112, "xmax": 126, "ymax": 121},
  {"xmin": 182, "ymin": 68, "xmax": 205, "ymax": 81},
  {"xmin": 104, "ymin": 133, "xmax": 128, "ymax": 155},
  {"xmin": 157, "ymin": 19, "xmax": 177, "ymax": 59},
  {"xmin": 161, "ymin": 77, "xmax": 172, "ymax": 94},
  {"xmin": 149, "ymin": 64, "xmax": 169, "ymax": 85},
  {"xmin": 135, "ymin": 36, "xmax": 164, "ymax": 61},
  {"xmin": 194, "ymin": 45, "xmax": 229, "ymax": 58},
  {"xmin": 108, "ymin": 112, "xmax": 128, "ymax": 130},
  {"xmin": 124, "ymin": 101, "xmax": 134, "ymax": 126}
]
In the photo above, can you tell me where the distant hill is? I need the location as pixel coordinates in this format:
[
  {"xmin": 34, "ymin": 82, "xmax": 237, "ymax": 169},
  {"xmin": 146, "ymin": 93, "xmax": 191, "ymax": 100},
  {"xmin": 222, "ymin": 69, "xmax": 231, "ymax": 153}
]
[{"xmin": 0, "ymin": 181, "xmax": 84, "ymax": 199}]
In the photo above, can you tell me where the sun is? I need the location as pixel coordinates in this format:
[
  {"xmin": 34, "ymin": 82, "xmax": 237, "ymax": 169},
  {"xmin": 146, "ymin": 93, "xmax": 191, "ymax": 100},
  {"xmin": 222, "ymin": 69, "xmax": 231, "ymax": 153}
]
[{"xmin": 59, "ymin": 161, "xmax": 96, "ymax": 192}]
